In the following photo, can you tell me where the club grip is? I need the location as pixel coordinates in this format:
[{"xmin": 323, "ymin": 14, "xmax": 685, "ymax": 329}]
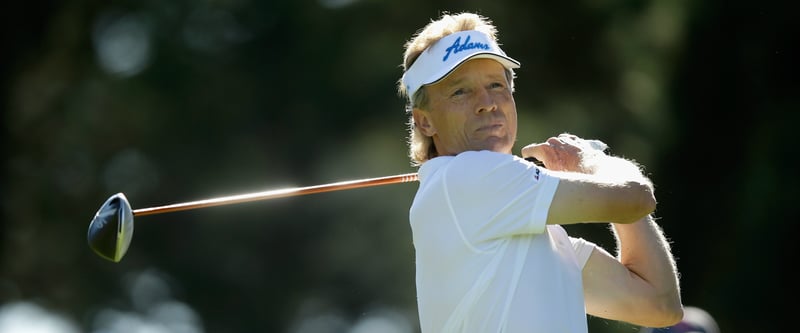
[{"xmin": 525, "ymin": 157, "xmax": 545, "ymax": 167}]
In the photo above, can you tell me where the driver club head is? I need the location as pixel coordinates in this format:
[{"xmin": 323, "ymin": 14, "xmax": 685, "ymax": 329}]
[{"xmin": 87, "ymin": 193, "xmax": 134, "ymax": 262}]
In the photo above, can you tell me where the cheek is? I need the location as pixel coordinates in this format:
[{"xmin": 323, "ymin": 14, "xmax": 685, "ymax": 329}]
[
  {"xmin": 429, "ymin": 105, "xmax": 460, "ymax": 128},
  {"xmin": 503, "ymin": 100, "xmax": 518, "ymax": 121},
  {"xmin": 435, "ymin": 115, "xmax": 462, "ymax": 138}
]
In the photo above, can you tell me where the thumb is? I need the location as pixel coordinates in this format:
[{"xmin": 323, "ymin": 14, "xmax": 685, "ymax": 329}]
[{"xmin": 521, "ymin": 142, "xmax": 548, "ymax": 160}]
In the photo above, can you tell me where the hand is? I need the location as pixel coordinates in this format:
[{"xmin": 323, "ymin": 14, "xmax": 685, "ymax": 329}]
[{"xmin": 521, "ymin": 133, "xmax": 607, "ymax": 172}]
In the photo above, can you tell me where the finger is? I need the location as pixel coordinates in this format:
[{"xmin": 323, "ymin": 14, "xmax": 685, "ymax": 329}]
[
  {"xmin": 520, "ymin": 142, "xmax": 549, "ymax": 159},
  {"xmin": 522, "ymin": 142, "xmax": 563, "ymax": 170}
]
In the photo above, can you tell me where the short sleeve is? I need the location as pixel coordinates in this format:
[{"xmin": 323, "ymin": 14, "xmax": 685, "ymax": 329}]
[
  {"xmin": 569, "ymin": 237, "xmax": 597, "ymax": 269},
  {"xmin": 437, "ymin": 151, "xmax": 560, "ymax": 243}
]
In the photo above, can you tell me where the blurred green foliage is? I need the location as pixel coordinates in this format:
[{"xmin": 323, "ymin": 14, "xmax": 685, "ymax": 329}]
[{"xmin": 2, "ymin": 0, "xmax": 796, "ymax": 332}]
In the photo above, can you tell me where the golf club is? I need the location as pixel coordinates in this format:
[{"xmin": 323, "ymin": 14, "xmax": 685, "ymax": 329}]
[{"xmin": 87, "ymin": 172, "xmax": 419, "ymax": 263}]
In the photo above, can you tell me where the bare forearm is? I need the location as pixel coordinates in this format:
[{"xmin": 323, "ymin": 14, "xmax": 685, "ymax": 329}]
[
  {"xmin": 612, "ymin": 215, "xmax": 683, "ymax": 321},
  {"xmin": 585, "ymin": 154, "xmax": 653, "ymax": 192}
]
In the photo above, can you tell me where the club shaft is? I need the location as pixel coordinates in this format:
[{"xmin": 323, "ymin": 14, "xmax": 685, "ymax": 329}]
[{"xmin": 132, "ymin": 172, "xmax": 419, "ymax": 217}]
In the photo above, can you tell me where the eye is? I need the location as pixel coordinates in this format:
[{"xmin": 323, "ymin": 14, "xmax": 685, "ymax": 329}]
[
  {"xmin": 451, "ymin": 88, "xmax": 466, "ymax": 97},
  {"xmin": 489, "ymin": 81, "xmax": 506, "ymax": 89}
]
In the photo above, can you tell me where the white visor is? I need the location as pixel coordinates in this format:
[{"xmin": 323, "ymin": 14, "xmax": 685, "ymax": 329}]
[{"xmin": 401, "ymin": 30, "xmax": 520, "ymax": 101}]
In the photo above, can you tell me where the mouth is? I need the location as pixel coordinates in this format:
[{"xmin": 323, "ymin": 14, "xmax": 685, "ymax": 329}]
[
  {"xmin": 477, "ymin": 123, "xmax": 504, "ymax": 132},
  {"xmin": 478, "ymin": 123, "xmax": 503, "ymax": 131}
]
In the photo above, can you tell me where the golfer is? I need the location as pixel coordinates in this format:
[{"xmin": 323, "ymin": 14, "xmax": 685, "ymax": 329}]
[{"xmin": 398, "ymin": 12, "xmax": 683, "ymax": 333}]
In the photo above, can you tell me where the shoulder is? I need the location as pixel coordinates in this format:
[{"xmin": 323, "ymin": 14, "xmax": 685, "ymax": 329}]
[
  {"xmin": 421, "ymin": 150, "xmax": 556, "ymax": 190},
  {"xmin": 455, "ymin": 150, "xmax": 518, "ymax": 165},
  {"xmin": 452, "ymin": 150, "xmax": 530, "ymax": 176},
  {"xmin": 420, "ymin": 151, "xmax": 522, "ymax": 178}
]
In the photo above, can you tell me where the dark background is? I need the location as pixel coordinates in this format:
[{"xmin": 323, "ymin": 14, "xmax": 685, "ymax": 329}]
[{"xmin": 2, "ymin": 0, "xmax": 796, "ymax": 332}]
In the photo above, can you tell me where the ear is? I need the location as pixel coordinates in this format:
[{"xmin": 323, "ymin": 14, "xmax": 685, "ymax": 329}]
[{"xmin": 412, "ymin": 108, "xmax": 436, "ymax": 137}]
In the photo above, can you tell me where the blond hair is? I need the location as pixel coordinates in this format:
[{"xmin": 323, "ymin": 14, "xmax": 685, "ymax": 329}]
[{"xmin": 398, "ymin": 12, "xmax": 514, "ymax": 166}]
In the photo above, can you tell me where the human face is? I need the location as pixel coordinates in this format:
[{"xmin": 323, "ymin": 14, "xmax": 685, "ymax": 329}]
[{"xmin": 412, "ymin": 58, "xmax": 517, "ymax": 156}]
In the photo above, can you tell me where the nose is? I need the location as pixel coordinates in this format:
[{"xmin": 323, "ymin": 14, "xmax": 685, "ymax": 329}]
[{"xmin": 475, "ymin": 87, "xmax": 497, "ymax": 114}]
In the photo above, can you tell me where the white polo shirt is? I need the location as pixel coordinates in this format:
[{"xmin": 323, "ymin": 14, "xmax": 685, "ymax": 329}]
[{"xmin": 410, "ymin": 150, "xmax": 596, "ymax": 333}]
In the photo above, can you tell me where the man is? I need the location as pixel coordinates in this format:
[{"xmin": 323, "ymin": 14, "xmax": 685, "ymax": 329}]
[{"xmin": 397, "ymin": 12, "xmax": 683, "ymax": 332}]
